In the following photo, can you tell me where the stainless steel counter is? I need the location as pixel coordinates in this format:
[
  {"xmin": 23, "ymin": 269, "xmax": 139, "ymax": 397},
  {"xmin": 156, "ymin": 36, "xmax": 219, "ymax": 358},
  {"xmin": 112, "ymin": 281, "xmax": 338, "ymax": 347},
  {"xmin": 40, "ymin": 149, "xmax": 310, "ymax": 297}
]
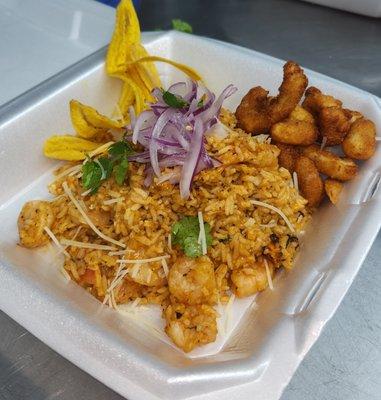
[{"xmin": 0, "ymin": 1, "xmax": 380, "ymax": 399}]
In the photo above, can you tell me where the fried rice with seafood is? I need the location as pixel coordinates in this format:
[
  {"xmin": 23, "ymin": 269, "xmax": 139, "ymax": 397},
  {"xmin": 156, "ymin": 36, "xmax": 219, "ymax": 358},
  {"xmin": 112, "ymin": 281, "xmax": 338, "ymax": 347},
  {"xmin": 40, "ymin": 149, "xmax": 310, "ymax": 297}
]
[
  {"xmin": 16, "ymin": 0, "xmax": 376, "ymax": 353},
  {"xmin": 18, "ymin": 110, "xmax": 309, "ymax": 352}
]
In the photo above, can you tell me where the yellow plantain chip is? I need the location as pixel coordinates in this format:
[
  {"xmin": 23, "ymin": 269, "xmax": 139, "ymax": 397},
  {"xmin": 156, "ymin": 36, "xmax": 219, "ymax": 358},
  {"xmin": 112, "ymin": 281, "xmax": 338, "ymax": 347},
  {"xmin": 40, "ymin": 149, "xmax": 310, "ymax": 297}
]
[
  {"xmin": 43, "ymin": 135, "xmax": 101, "ymax": 161},
  {"xmin": 121, "ymin": 77, "xmax": 146, "ymax": 115},
  {"xmin": 106, "ymin": 0, "xmax": 140, "ymax": 76},
  {"xmin": 127, "ymin": 55, "xmax": 202, "ymax": 82},
  {"xmin": 129, "ymin": 44, "xmax": 161, "ymax": 91},
  {"xmin": 70, "ymin": 100, "xmax": 124, "ymax": 139},
  {"xmin": 117, "ymin": 81, "xmax": 136, "ymax": 117}
]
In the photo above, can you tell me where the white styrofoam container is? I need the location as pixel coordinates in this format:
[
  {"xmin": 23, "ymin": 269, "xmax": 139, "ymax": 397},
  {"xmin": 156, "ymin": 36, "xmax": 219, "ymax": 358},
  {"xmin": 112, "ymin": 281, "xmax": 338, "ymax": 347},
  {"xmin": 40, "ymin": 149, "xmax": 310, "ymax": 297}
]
[
  {"xmin": 0, "ymin": 31, "xmax": 380, "ymax": 400},
  {"xmin": 301, "ymin": 0, "xmax": 381, "ymax": 17}
]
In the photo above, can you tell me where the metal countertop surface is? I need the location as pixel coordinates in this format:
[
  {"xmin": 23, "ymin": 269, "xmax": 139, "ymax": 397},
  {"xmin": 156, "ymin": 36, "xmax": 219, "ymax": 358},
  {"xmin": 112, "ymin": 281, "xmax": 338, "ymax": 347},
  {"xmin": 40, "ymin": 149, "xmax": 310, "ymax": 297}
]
[{"xmin": 1, "ymin": 1, "xmax": 380, "ymax": 399}]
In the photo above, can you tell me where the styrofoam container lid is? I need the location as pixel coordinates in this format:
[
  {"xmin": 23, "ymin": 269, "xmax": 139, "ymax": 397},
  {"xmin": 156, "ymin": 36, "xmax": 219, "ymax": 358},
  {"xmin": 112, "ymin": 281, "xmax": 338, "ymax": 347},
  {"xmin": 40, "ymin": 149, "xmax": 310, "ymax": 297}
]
[{"xmin": 0, "ymin": 31, "xmax": 380, "ymax": 400}]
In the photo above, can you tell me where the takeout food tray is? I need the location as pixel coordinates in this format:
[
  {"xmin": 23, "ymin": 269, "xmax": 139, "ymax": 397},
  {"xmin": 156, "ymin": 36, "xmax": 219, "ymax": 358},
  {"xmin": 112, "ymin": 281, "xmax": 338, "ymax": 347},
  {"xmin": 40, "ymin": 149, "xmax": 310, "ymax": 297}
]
[{"xmin": 0, "ymin": 31, "xmax": 380, "ymax": 400}]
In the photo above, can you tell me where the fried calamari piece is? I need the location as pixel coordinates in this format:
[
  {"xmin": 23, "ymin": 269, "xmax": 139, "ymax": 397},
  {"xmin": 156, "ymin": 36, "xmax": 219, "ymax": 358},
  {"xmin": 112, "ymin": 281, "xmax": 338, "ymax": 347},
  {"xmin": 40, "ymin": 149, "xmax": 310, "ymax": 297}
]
[
  {"xmin": 302, "ymin": 87, "xmax": 342, "ymax": 114},
  {"xmin": 295, "ymin": 156, "xmax": 324, "ymax": 208},
  {"xmin": 342, "ymin": 119, "xmax": 376, "ymax": 160},
  {"xmin": 267, "ymin": 62, "xmax": 308, "ymax": 124},
  {"xmin": 270, "ymin": 105, "xmax": 318, "ymax": 145},
  {"xmin": 231, "ymin": 258, "xmax": 274, "ymax": 297},
  {"xmin": 168, "ymin": 256, "xmax": 217, "ymax": 305},
  {"xmin": 235, "ymin": 86, "xmax": 271, "ymax": 134},
  {"xmin": 236, "ymin": 61, "xmax": 308, "ymax": 134},
  {"xmin": 18, "ymin": 201, "xmax": 55, "ymax": 248},
  {"xmin": 303, "ymin": 144, "xmax": 358, "ymax": 181},
  {"xmin": 276, "ymin": 142, "xmax": 301, "ymax": 173},
  {"xmin": 164, "ymin": 303, "xmax": 217, "ymax": 352},
  {"xmin": 319, "ymin": 107, "xmax": 351, "ymax": 146},
  {"xmin": 344, "ymin": 109, "xmax": 363, "ymax": 124},
  {"xmin": 302, "ymin": 87, "xmax": 350, "ymax": 146},
  {"xmin": 324, "ymin": 179, "xmax": 343, "ymax": 205}
]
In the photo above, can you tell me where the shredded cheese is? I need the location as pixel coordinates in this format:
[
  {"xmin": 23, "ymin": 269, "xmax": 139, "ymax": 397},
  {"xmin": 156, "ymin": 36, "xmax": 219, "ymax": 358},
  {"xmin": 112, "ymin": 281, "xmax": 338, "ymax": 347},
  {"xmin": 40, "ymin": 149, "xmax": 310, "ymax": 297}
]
[
  {"xmin": 167, "ymin": 234, "xmax": 172, "ymax": 251},
  {"xmin": 250, "ymin": 199, "xmax": 295, "ymax": 233},
  {"xmin": 108, "ymin": 269, "xmax": 129, "ymax": 294},
  {"xmin": 95, "ymin": 158, "xmax": 107, "ymax": 179},
  {"xmin": 146, "ymin": 269, "xmax": 152, "ymax": 284},
  {"xmin": 197, "ymin": 211, "xmax": 207, "ymax": 255},
  {"xmin": 102, "ymin": 293, "xmax": 110, "ymax": 305},
  {"xmin": 53, "ymin": 164, "xmax": 81, "ymax": 181},
  {"xmin": 60, "ymin": 265, "xmax": 71, "ymax": 282},
  {"xmin": 117, "ymin": 255, "xmax": 170, "ymax": 264},
  {"xmin": 161, "ymin": 258, "xmax": 169, "ymax": 278},
  {"xmin": 131, "ymin": 298, "xmax": 141, "ymax": 308},
  {"xmin": 103, "ymin": 197, "xmax": 123, "ymax": 205},
  {"xmin": 60, "ymin": 239, "xmax": 116, "ymax": 251},
  {"xmin": 293, "ymin": 171, "xmax": 299, "ymax": 192},
  {"xmin": 320, "ymin": 136, "xmax": 327, "ymax": 150},
  {"xmin": 62, "ymin": 181, "xmax": 125, "ymax": 248},
  {"xmin": 264, "ymin": 258, "xmax": 274, "ymax": 291},
  {"xmin": 44, "ymin": 226, "xmax": 70, "ymax": 258},
  {"xmin": 81, "ymin": 188, "xmax": 93, "ymax": 197},
  {"xmin": 87, "ymin": 141, "xmax": 114, "ymax": 158},
  {"xmin": 110, "ymin": 288, "xmax": 118, "ymax": 310},
  {"xmin": 224, "ymin": 293, "xmax": 235, "ymax": 332},
  {"xmin": 130, "ymin": 263, "xmax": 141, "ymax": 279},
  {"xmin": 108, "ymin": 249, "xmax": 134, "ymax": 256},
  {"xmin": 260, "ymin": 221, "xmax": 277, "ymax": 228}
]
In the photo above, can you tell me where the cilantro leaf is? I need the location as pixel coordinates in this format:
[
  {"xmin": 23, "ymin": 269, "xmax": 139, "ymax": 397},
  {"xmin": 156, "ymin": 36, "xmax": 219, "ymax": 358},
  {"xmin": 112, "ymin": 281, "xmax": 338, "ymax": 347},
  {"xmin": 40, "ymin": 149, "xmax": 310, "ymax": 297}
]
[
  {"xmin": 171, "ymin": 216, "xmax": 213, "ymax": 258},
  {"xmin": 109, "ymin": 141, "xmax": 134, "ymax": 160},
  {"xmin": 162, "ymin": 91, "xmax": 188, "ymax": 109},
  {"xmin": 97, "ymin": 157, "xmax": 113, "ymax": 179},
  {"xmin": 171, "ymin": 19, "xmax": 193, "ymax": 34},
  {"xmin": 113, "ymin": 157, "xmax": 129, "ymax": 185},
  {"xmin": 82, "ymin": 160, "xmax": 102, "ymax": 192},
  {"xmin": 183, "ymin": 237, "xmax": 202, "ymax": 258},
  {"xmin": 81, "ymin": 141, "xmax": 134, "ymax": 194}
]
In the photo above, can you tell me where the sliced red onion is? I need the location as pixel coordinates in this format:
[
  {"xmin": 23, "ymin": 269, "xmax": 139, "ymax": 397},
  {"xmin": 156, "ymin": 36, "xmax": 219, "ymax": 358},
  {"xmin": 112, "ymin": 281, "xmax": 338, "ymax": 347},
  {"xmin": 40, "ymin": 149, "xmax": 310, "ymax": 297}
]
[
  {"xmin": 150, "ymin": 108, "xmax": 177, "ymax": 176},
  {"xmin": 129, "ymin": 80, "xmax": 236, "ymax": 197},
  {"xmin": 179, "ymin": 117, "xmax": 204, "ymax": 199},
  {"xmin": 132, "ymin": 110, "xmax": 156, "ymax": 144},
  {"xmin": 183, "ymin": 80, "xmax": 198, "ymax": 102},
  {"xmin": 128, "ymin": 106, "xmax": 136, "ymax": 131},
  {"xmin": 168, "ymin": 81, "xmax": 187, "ymax": 96},
  {"xmin": 199, "ymin": 84, "xmax": 237, "ymax": 125}
]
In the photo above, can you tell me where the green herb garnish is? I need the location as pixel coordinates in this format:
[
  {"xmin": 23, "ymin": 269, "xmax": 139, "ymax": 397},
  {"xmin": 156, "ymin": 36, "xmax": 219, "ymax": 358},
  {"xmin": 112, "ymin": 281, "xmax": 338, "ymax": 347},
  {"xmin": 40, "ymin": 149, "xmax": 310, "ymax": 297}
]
[
  {"xmin": 171, "ymin": 216, "xmax": 212, "ymax": 258},
  {"xmin": 82, "ymin": 141, "xmax": 134, "ymax": 194},
  {"xmin": 162, "ymin": 90, "xmax": 188, "ymax": 109},
  {"xmin": 113, "ymin": 157, "xmax": 129, "ymax": 185},
  {"xmin": 171, "ymin": 19, "xmax": 193, "ymax": 34},
  {"xmin": 82, "ymin": 159, "xmax": 103, "ymax": 194}
]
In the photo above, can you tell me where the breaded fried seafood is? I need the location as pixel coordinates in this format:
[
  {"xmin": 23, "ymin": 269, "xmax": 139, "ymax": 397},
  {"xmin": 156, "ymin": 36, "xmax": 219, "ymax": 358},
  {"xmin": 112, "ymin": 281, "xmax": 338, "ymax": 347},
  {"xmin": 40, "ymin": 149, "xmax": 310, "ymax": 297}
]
[{"xmin": 236, "ymin": 61, "xmax": 308, "ymax": 134}]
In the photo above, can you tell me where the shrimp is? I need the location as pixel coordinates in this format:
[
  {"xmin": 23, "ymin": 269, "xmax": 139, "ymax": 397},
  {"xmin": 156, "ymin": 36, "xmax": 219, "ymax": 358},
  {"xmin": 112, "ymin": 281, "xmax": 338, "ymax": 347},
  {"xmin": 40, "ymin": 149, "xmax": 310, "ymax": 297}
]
[
  {"xmin": 18, "ymin": 201, "xmax": 54, "ymax": 248},
  {"xmin": 270, "ymin": 105, "xmax": 318, "ymax": 146},
  {"xmin": 127, "ymin": 262, "xmax": 165, "ymax": 287},
  {"xmin": 302, "ymin": 87, "xmax": 350, "ymax": 146},
  {"xmin": 303, "ymin": 144, "xmax": 358, "ymax": 181},
  {"xmin": 168, "ymin": 256, "xmax": 217, "ymax": 305},
  {"xmin": 295, "ymin": 155, "xmax": 325, "ymax": 208},
  {"xmin": 324, "ymin": 179, "xmax": 343, "ymax": 205},
  {"xmin": 275, "ymin": 142, "xmax": 301, "ymax": 173},
  {"xmin": 231, "ymin": 258, "xmax": 274, "ymax": 297},
  {"xmin": 164, "ymin": 303, "xmax": 217, "ymax": 352},
  {"xmin": 342, "ymin": 118, "xmax": 376, "ymax": 160},
  {"xmin": 236, "ymin": 61, "xmax": 308, "ymax": 134}
]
